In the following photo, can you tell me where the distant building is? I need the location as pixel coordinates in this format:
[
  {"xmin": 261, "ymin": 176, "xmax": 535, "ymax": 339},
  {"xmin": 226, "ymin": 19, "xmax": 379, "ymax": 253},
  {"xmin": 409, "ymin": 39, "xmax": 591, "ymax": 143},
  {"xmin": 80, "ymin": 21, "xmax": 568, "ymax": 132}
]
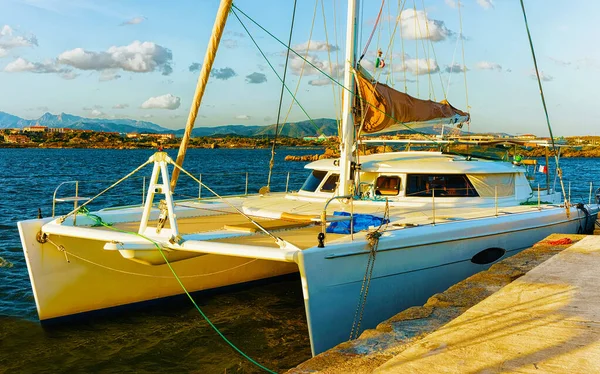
[
  {"xmin": 303, "ymin": 134, "xmax": 330, "ymax": 142},
  {"xmin": 48, "ymin": 128, "xmax": 68, "ymax": 133},
  {"xmin": 516, "ymin": 133, "xmax": 537, "ymax": 140},
  {"xmin": 23, "ymin": 126, "xmax": 48, "ymax": 132},
  {"xmin": 4, "ymin": 134, "xmax": 30, "ymax": 143}
]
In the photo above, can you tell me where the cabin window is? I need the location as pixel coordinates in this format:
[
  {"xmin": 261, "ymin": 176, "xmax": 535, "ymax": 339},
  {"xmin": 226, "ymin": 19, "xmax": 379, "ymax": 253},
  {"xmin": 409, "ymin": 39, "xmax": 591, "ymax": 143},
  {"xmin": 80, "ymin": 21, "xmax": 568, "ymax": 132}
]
[
  {"xmin": 320, "ymin": 174, "xmax": 339, "ymax": 193},
  {"xmin": 406, "ymin": 174, "xmax": 479, "ymax": 197},
  {"xmin": 301, "ymin": 170, "xmax": 328, "ymax": 192},
  {"xmin": 375, "ymin": 176, "xmax": 401, "ymax": 196}
]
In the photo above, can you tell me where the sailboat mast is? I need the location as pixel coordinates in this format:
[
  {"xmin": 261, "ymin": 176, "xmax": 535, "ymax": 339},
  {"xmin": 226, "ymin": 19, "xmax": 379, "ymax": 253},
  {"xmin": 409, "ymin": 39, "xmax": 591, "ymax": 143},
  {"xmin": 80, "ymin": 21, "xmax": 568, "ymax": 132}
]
[
  {"xmin": 339, "ymin": 0, "xmax": 359, "ymax": 196},
  {"xmin": 170, "ymin": 0, "xmax": 233, "ymax": 191}
]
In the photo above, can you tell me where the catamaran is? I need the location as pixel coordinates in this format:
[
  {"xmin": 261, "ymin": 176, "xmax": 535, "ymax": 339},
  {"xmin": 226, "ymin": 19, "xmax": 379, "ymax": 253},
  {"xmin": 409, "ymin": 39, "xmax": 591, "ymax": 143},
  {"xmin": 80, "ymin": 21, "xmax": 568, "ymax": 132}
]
[{"xmin": 18, "ymin": 0, "xmax": 599, "ymax": 357}]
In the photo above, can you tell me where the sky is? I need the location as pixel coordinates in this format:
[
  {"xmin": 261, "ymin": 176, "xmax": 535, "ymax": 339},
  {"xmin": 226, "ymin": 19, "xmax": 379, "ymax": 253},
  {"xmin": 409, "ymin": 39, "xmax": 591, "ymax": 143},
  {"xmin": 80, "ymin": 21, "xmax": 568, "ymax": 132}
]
[{"xmin": 0, "ymin": 0, "xmax": 599, "ymax": 136}]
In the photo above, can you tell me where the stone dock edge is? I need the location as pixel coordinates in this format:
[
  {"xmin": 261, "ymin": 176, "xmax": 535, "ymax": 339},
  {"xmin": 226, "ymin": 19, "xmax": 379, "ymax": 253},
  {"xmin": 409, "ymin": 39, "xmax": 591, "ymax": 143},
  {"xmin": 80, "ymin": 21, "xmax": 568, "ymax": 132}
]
[{"xmin": 288, "ymin": 233, "xmax": 591, "ymax": 374}]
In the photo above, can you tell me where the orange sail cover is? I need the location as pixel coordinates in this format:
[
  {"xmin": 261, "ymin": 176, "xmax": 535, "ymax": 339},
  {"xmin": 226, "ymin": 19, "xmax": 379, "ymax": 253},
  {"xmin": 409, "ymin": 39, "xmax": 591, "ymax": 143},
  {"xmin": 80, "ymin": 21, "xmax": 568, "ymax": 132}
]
[{"xmin": 355, "ymin": 71, "xmax": 470, "ymax": 134}]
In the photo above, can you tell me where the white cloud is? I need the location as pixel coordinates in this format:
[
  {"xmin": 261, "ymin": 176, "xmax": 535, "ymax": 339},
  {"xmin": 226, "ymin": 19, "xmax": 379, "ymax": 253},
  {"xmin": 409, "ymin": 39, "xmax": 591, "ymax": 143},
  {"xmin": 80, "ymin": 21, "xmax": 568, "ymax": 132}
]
[
  {"xmin": 475, "ymin": 61, "xmax": 502, "ymax": 71},
  {"xmin": 477, "ymin": 0, "xmax": 494, "ymax": 9},
  {"xmin": 222, "ymin": 39, "xmax": 238, "ymax": 49},
  {"xmin": 60, "ymin": 71, "xmax": 79, "ymax": 80},
  {"xmin": 113, "ymin": 103, "xmax": 129, "ymax": 109},
  {"xmin": 289, "ymin": 53, "xmax": 343, "ymax": 78},
  {"xmin": 308, "ymin": 79, "xmax": 331, "ymax": 86},
  {"xmin": 399, "ymin": 9, "xmax": 453, "ymax": 41},
  {"xmin": 141, "ymin": 94, "xmax": 181, "ymax": 110},
  {"xmin": 444, "ymin": 63, "xmax": 467, "ymax": 73},
  {"xmin": 530, "ymin": 70, "xmax": 553, "ymax": 82},
  {"xmin": 120, "ymin": 16, "xmax": 146, "ymax": 26},
  {"xmin": 142, "ymin": 114, "xmax": 153, "ymax": 118},
  {"xmin": 392, "ymin": 58, "xmax": 440, "ymax": 75},
  {"xmin": 0, "ymin": 25, "xmax": 38, "ymax": 52},
  {"xmin": 245, "ymin": 72, "xmax": 267, "ymax": 84},
  {"xmin": 210, "ymin": 67, "xmax": 236, "ymax": 80},
  {"xmin": 294, "ymin": 40, "xmax": 339, "ymax": 52},
  {"xmin": 4, "ymin": 57, "xmax": 76, "ymax": 80},
  {"xmin": 444, "ymin": 0, "xmax": 457, "ymax": 8},
  {"xmin": 99, "ymin": 70, "xmax": 121, "ymax": 81},
  {"xmin": 235, "ymin": 115, "xmax": 251, "ymax": 120},
  {"xmin": 58, "ymin": 41, "xmax": 173, "ymax": 75},
  {"xmin": 189, "ymin": 62, "xmax": 201, "ymax": 72},
  {"xmin": 90, "ymin": 109, "xmax": 105, "ymax": 117}
]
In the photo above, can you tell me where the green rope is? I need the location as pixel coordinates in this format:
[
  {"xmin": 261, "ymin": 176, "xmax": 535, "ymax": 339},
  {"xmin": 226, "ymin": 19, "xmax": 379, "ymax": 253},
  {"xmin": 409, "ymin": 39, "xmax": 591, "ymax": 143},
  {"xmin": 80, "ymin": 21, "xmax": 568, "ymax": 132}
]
[
  {"xmin": 76, "ymin": 207, "xmax": 277, "ymax": 373},
  {"xmin": 230, "ymin": 7, "xmax": 323, "ymax": 137},
  {"xmin": 519, "ymin": 0, "xmax": 556, "ymax": 152},
  {"xmin": 519, "ymin": 0, "xmax": 569, "ymax": 207},
  {"xmin": 230, "ymin": 3, "xmax": 459, "ymax": 146}
]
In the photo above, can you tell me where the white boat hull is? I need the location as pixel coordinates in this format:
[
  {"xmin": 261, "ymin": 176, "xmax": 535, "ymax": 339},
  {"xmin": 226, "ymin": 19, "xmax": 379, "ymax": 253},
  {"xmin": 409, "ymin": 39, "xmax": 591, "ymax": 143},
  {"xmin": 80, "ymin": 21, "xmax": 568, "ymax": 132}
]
[
  {"xmin": 298, "ymin": 205, "xmax": 598, "ymax": 355},
  {"xmin": 18, "ymin": 204, "xmax": 598, "ymax": 356}
]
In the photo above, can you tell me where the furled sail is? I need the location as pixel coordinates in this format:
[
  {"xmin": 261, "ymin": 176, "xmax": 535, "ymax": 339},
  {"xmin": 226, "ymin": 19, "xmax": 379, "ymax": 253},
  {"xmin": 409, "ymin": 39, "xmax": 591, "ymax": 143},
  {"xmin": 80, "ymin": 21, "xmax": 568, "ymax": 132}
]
[{"xmin": 354, "ymin": 69, "xmax": 470, "ymax": 134}]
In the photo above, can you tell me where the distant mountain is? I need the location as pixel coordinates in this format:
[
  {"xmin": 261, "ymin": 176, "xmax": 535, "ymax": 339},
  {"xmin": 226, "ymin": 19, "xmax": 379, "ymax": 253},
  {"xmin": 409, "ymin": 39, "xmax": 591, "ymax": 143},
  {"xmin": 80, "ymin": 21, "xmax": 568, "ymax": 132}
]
[
  {"xmin": 175, "ymin": 118, "xmax": 340, "ymax": 138},
  {"xmin": 0, "ymin": 111, "xmax": 169, "ymax": 132},
  {"xmin": 1, "ymin": 110, "xmax": 486, "ymax": 138}
]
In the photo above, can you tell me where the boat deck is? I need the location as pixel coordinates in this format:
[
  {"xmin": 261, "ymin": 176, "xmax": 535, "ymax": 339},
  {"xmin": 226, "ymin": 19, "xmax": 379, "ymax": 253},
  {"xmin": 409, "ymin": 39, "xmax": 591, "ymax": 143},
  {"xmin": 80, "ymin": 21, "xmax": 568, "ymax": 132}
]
[{"xmin": 109, "ymin": 201, "xmax": 565, "ymax": 250}]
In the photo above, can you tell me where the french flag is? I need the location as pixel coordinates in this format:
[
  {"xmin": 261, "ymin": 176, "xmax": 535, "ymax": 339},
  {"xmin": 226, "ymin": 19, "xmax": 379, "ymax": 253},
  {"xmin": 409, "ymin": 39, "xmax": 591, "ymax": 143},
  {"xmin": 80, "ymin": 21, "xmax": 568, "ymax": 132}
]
[{"xmin": 538, "ymin": 165, "xmax": 548, "ymax": 174}]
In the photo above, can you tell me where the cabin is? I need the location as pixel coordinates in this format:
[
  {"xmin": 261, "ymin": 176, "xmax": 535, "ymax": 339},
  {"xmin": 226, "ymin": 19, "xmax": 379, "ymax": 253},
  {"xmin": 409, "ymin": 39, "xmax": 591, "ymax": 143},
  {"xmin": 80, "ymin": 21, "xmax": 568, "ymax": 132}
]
[{"xmin": 296, "ymin": 152, "xmax": 531, "ymax": 202}]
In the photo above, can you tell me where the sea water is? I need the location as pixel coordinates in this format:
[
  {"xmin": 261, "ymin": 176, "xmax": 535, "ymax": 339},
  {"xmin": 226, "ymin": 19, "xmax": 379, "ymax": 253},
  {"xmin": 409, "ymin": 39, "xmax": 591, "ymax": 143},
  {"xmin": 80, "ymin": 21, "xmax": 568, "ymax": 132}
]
[{"xmin": 0, "ymin": 148, "xmax": 598, "ymax": 373}]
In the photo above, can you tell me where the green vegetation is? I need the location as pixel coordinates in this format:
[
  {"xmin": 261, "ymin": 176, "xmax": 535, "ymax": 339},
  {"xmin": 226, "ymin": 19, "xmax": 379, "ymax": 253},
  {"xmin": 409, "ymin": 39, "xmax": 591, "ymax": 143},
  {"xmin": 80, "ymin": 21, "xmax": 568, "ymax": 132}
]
[{"xmin": 0, "ymin": 129, "xmax": 325, "ymax": 150}]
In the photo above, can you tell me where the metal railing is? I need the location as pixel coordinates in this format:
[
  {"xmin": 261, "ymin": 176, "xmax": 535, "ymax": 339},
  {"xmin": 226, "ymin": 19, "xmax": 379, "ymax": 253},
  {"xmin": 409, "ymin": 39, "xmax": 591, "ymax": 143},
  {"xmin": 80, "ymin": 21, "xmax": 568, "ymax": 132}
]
[{"xmin": 51, "ymin": 170, "xmax": 303, "ymax": 216}]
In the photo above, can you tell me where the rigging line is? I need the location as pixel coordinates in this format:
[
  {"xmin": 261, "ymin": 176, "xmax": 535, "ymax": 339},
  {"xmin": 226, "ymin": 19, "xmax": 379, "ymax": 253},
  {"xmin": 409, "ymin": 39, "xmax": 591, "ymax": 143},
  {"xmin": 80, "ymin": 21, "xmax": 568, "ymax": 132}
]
[
  {"xmin": 332, "ymin": 0, "xmax": 343, "ymax": 127},
  {"xmin": 421, "ymin": 0, "xmax": 446, "ymax": 100},
  {"xmin": 413, "ymin": 0, "xmax": 434, "ymax": 100},
  {"xmin": 446, "ymin": 27, "xmax": 461, "ymax": 97},
  {"xmin": 266, "ymin": 0, "xmax": 298, "ymax": 189},
  {"xmin": 413, "ymin": 1, "xmax": 419, "ymax": 97},
  {"xmin": 457, "ymin": 0, "xmax": 470, "ymax": 126},
  {"xmin": 231, "ymin": 4, "xmax": 458, "ymax": 146},
  {"xmin": 358, "ymin": 0, "xmax": 385, "ymax": 63},
  {"xmin": 320, "ymin": 0, "xmax": 340, "ymax": 132},
  {"xmin": 386, "ymin": 0, "xmax": 394, "ymax": 87},
  {"xmin": 279, "ymin": 0, "xmax": 319, "ymax": 136},
  {"xmin": 519, "ymin": 0, "xmax": 569, "ymax": 208},
  {"xmin": 398, "ymin": 0, "xmax": 408, "ymax": 92},
  {"xmin": 59, "ymin": 159, "xmax": 152, "ymax": 223},
  {"xmin": 169, "ymin": 160, "xmax": 281, "ymax": 243},
  {"xmin": 231, "ymin": 7, "xmax": 323, "ymax": 137}
]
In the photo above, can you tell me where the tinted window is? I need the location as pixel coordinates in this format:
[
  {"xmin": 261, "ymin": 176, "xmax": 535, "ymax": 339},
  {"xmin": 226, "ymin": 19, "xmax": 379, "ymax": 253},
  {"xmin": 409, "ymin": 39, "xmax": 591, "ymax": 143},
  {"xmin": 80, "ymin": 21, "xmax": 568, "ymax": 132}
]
[
  {"xmin": 320, "ymin": 174, "xmax": 339, "ymax": 192},
  {"xmin": 301, "ymin": 170, "xmax": 328, "ymax": 192},
  {"xmin": 375, "ymin": 176, "xmax": 401, "ymax": 196},
  {"xmin": 406, "ymin": 174, "xmax": 478, "ymax": 197}
]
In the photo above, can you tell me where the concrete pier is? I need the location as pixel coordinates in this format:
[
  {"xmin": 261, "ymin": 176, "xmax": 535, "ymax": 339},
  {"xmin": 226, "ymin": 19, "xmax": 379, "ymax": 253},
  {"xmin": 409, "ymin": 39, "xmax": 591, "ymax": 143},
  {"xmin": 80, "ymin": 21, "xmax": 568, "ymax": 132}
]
[
  {"xmin": 375, "ymin": 234, "xmax": 600, "ymax": 373},
  {"xmin": 290, "ymin": 233, "xmax": 598, "ymax": 373}
]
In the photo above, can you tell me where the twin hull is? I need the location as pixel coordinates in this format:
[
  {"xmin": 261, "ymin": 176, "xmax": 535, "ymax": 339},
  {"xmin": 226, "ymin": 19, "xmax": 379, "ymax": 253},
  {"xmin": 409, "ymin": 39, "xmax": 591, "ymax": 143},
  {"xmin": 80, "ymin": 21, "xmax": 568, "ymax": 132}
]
[{"xmin": 18, "ymin": 205, "xmax": 598, "ymax": 355}]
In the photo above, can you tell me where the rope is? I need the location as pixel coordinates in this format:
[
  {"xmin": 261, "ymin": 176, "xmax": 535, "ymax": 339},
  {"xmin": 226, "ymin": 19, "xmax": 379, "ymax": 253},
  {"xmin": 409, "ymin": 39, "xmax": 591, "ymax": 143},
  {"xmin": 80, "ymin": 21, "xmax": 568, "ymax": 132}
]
[
  {"xmin": 266, "ymin": 0, "xmax": 298, "ymax": 189},
  {"xmin": 169, "ymin": 160, "xmax": 281, "ymax": 243},
  {"xmin": 320, "ymin": 0, "xmax": 340, "ymax": 134},
  {"xmin": 279, "ymin": 0, "xmax": 319, "ymax": 136},
  {"xmin": 457, "ymin": 0, "xmax": 470, "ymax": 129},
  {"xmin": 230, "ymin": 6, "xmax": 323, "ymax": 137},
  {"xmin": 230, "ymin": 3, "xmax": 458, "ymax": 147},
  {"xmin": 59, "ymin": 159, "xmax": 152, "ymax": 223},
  {"xmin": 349, "ymin": 199, "xmax": 389, "ymax": 340},
  {"xmin": 519, "ymin": 0, "xmax": 569, "ymax": 213},
  {"xmin": 46, "ymin": 236, "xmax": 258, "ymax": 278},
  {"xmin": 358, "ymin": 0, "xmax": 385, "ymax": 64},
  {"xmin": 72, "ymin": 208, "xmax": 276, "ymax": 373}
]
